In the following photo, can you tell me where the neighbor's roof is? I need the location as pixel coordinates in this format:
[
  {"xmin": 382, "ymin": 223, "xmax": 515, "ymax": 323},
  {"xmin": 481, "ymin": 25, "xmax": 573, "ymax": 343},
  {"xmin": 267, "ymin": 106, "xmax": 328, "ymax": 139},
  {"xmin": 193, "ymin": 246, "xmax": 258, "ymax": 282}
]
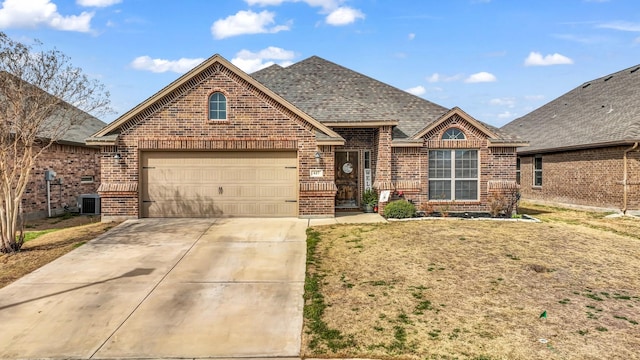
[
  {"xmin": 501, "ymin": 64, "xmax": 640, "ymax": 154},
  {"xmin": 0, "ymin": 71, "xmax": 105, "ymax": 147}
]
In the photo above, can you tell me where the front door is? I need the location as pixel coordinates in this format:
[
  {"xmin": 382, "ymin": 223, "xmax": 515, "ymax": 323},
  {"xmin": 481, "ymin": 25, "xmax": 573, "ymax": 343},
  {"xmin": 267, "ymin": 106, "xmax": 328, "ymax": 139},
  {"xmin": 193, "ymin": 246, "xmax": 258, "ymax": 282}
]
[{"xmin": 335, "ymin": 151, "xmax": 359, "ymax": 208}]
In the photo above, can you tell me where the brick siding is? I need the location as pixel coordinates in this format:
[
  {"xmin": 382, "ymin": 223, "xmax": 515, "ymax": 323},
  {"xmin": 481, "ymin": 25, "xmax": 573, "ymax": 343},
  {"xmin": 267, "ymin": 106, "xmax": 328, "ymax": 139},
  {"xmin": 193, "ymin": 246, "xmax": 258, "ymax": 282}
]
[
  {"xmin": 22, "ymin": 143, "xmax": 100, "ymax": 219},
  {"xmin": 518, "ymin": 146, "xmax": 640, "ymax": 210}
]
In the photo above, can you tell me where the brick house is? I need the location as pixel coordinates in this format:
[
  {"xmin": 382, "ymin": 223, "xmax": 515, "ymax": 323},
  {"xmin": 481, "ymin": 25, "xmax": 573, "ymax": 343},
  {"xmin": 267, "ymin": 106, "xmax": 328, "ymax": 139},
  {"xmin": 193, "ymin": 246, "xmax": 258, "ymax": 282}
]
[
  {"xmin": 87, "ymin": 55, "xmax": 526, "ymax": 220},
  {"xmin": 0, "ymin": 71, "xmax": 105, "ymax": 219},
  {"xmin": 501, "ymin": 64, "xmax": 640, "ymax": 212},
  {"xmin": 22, "ymin": 110, "xmax": 105, "ymax": 219}
]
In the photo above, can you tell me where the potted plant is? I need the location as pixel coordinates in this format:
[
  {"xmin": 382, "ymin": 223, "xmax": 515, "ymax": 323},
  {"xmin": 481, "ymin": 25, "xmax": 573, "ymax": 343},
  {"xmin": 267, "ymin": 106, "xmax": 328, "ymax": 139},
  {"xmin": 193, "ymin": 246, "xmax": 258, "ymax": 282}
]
[{"xmin": 362, "ymin": 189, "xmax": 378, "ymax": 213}]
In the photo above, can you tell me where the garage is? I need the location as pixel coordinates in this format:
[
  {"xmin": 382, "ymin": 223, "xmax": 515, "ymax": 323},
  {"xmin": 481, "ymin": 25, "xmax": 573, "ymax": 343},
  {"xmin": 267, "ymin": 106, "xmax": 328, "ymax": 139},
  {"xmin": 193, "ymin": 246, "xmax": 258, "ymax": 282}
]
[{"xmin": 140, "ymin": 151, "xmax": 298, "ymax": 217}]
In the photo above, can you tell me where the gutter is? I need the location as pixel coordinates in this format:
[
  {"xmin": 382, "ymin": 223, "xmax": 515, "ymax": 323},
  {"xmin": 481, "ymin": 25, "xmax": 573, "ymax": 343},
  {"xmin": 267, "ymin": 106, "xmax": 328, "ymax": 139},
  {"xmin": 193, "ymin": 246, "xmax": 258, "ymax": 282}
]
[{"xmin": 622, "ymin": 142, "xmax": 639, "ymax": 214}]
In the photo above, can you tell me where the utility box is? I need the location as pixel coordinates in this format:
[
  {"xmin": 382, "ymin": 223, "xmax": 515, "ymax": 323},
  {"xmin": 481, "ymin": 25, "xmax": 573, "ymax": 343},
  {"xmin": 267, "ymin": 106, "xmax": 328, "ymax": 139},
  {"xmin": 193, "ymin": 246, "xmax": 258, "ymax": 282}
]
[
  {"xmin": 44, "ymin": 170, "xmax": 56, "ymax": 181},
  {"xmin": 77, "ymin": 194, "xmax": 101, "ymax": 215}
]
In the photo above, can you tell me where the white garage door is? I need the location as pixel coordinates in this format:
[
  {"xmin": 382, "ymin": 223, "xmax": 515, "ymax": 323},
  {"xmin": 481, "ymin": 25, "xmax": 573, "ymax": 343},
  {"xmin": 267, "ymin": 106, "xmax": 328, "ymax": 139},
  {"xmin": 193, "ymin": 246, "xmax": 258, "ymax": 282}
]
[{"xmin": 141, "ymin": 151, "xmax": 298, "ymax": 217}]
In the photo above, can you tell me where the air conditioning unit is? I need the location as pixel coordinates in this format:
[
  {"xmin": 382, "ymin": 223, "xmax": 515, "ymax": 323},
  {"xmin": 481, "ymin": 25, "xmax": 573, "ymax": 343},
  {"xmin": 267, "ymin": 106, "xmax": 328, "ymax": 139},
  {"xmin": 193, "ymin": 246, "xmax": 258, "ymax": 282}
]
[{"xmin": 77, "ymin": 194, "xmax": 101, "ymax": 215}]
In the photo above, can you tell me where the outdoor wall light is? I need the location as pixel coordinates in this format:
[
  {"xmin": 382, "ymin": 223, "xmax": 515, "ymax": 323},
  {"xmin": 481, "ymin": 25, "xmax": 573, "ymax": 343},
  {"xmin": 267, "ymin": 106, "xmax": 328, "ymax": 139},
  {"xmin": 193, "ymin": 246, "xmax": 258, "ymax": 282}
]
[
  {"xmin": 314, "ymin": 151, "xmax": 321, "ymax": 164},
  {"xmin": 113, "ymin": 153, "xmax": 122, "ymax": 165}
]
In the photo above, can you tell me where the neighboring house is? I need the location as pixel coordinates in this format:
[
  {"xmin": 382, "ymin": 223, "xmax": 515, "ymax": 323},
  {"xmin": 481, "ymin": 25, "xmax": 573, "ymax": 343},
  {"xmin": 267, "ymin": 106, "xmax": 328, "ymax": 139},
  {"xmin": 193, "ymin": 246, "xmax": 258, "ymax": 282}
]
[
  {"xmin": 87, "ymin": 55, "xmax": 525, "ymax": 220},
  {"xmin": 0, "ymin": 72, "xmax": 105, "ymax": 219},
  {"xmin": 502, "ymin": 64, "xmax": 640, "ymax": 212},
  {"xmin": 22, "ymin": 109, "xmax": 105, "ymax": 220}
]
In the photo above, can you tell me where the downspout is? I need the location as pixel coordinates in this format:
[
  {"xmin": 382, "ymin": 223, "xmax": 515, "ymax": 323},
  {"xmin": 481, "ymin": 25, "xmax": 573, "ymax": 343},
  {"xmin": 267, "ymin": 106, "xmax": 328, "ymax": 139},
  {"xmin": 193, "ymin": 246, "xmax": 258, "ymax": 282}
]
[{"xmin": 622, "ymin": 142, "xmax": 639, "ymax": 214}]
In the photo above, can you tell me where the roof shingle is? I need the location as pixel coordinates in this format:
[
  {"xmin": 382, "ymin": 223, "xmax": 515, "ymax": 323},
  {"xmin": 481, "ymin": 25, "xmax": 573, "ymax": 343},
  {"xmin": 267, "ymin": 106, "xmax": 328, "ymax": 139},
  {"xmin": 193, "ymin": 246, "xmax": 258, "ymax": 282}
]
[{"xmin": 502, "ymin": 64, "xmax": 640, "ymax": 153}]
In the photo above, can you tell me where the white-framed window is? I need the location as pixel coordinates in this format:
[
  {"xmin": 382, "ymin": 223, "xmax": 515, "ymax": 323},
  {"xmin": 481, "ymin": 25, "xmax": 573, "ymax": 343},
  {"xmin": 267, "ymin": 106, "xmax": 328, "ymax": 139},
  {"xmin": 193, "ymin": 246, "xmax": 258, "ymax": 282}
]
[
  {"xmin": 516, "ymin": 157, "xmax": 521, "ymax": 185},
  {"xmin": 80, "ymin": 175, "xmax": 94, "ymax": 184},
  {"xmin": 534, "ymin": 155, "xmax": 542, "ymax": 187},
  {"xmin": 442, "ymin": 128, "xmax": 466, "ymax": 140},
  {"xmin": 428, "ymin": 149, "xmax": 479, "ymax": 201},
  {"xmin": 208, "ymin": 92, "xmax": 227, "ymax": 120}
]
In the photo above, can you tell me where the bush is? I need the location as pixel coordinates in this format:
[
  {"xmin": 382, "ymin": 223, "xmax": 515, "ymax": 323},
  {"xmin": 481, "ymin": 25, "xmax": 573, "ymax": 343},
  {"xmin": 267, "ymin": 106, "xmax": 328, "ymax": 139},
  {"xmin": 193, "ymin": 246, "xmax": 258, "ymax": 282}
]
[{"xmin": 384, "ymin": 200, "xmax": 416, "ymax": 219}]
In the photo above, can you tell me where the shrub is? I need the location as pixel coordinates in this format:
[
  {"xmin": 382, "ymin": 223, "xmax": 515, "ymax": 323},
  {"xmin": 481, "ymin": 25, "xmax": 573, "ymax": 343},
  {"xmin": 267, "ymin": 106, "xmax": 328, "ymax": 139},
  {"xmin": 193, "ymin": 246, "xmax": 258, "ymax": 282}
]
[{"xmin": 384, "ymin": 200, "xmax": 416, "ymax": 219}]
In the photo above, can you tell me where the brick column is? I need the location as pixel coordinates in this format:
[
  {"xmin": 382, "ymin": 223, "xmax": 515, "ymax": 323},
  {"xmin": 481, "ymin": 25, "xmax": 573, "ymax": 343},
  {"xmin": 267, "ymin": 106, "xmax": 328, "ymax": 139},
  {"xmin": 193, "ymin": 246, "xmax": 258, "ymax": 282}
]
[{"xmin": 373, "ymin": 126, "xmax": 393, "ymax": 214}]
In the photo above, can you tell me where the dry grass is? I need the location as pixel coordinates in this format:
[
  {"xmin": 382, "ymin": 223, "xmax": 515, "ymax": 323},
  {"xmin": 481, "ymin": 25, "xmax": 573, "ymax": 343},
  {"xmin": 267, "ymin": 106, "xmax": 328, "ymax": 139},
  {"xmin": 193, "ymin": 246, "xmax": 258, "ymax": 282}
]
[
  {"xmin": 0, "ymin": 215, "xmax": 119, "ymax": 288},
  {"xmin": 304, "ymin": 203, "xmax": 640, "ymax": 360}
]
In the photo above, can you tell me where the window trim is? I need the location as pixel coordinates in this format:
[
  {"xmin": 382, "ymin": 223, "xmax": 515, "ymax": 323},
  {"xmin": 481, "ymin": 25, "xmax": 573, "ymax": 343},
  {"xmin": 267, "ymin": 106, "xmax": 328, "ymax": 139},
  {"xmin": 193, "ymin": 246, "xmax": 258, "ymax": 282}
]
[
  {"xmin": 533, "ymin": 155, "xmax": 543, "ymax": 187},
  {"xmin": 208, "ymin": 91, "xmax": 228, "ymax": 121},
  {"xmin": 515, "ymin": 157, "xmax": 521, "ymax": 185},
  {"xmin": 442, "ymin": 127, "xmax": 466, "ymax": 140},
  {"xmin": 428, "ymin": 149, "xmax": 480, "ymax": 201}
]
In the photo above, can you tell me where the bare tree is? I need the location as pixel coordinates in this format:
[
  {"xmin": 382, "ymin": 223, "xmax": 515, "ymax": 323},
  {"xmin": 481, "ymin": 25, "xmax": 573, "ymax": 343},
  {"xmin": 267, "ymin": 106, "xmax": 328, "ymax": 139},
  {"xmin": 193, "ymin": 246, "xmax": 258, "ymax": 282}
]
[{"xmin": 0, "ymin": 32, "xmax": 111, "ymax": 253}]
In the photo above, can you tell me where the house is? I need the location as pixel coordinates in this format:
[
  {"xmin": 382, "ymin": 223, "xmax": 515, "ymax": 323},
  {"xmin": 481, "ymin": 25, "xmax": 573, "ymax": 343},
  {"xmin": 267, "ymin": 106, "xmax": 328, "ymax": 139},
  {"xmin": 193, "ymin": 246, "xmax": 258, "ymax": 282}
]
[
  {"xmin": 501, "ymin": 64, "xmax": 640, "ymax": 213},
  {"xmin": 22, "ymin": 117, "xmax": 105, "ymax": 219},
  {"xmin": 87, "ymin": 55, "xmax": 526, "ymax": 220},
  {"xmin": 0, "ymin": 71, "xmax": 106, "ymax": 220}
]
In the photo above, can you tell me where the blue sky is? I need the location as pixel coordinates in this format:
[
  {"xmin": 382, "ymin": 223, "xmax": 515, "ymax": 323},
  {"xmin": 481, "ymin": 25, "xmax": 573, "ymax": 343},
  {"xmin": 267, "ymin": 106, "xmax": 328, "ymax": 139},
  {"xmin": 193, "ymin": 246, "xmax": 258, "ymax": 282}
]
[{"xmin": 1, "ymin": 0, "xmax": 639, "ymax": 127}]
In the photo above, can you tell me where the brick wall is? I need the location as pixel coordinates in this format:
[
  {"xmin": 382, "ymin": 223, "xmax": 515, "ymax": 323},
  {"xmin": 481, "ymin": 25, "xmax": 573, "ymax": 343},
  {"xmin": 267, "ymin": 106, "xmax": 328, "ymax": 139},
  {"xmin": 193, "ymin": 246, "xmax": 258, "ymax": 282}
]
[
  {"xmin": 22, "ymin": 143, "xmax": 100, "ymax": 219},
  {"xmin": 518, "ymin": 146, "xmax": 640, "ymax": 210},
  {"xmin": 99, "ymin": 62, "xmax": 335, "ymax": 219}
]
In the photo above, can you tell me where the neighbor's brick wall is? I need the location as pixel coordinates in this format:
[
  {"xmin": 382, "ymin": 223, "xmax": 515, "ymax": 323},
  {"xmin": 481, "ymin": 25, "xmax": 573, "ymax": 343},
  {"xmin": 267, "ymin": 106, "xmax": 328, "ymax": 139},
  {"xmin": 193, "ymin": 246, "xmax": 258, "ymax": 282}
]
[
  {"xmin": 22, "ymin": 144, "xmax": 100, "ymax": 219},
  {"xmin": 519, "ymin": 146, "xmax": 640, "ymax": 210},
  {"xmin": 100, "ymin": 62, "xmax": 334, "ymax": 218}
]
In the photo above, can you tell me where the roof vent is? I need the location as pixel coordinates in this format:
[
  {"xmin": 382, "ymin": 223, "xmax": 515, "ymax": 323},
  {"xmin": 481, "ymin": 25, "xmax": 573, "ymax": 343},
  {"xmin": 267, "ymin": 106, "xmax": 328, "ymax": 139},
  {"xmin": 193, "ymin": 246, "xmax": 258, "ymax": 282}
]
[
  {"xmin": 604, "ymin": 75, "xmax": 613, "ymax": 81},
  {"xmin": 631, "ymin": 67, "xmax": 640, "ymax": 74},
  {"xmin": 582, "ymin": 83, "xmax": 591, "ymax": 88}
]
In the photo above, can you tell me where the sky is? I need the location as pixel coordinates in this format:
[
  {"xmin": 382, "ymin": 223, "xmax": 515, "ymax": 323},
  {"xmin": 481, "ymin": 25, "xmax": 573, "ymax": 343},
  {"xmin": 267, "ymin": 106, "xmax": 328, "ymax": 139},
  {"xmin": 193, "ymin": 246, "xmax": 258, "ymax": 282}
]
[{"xmin": 1, "ymin": 0, "xmax": 639, "ymax": 127}]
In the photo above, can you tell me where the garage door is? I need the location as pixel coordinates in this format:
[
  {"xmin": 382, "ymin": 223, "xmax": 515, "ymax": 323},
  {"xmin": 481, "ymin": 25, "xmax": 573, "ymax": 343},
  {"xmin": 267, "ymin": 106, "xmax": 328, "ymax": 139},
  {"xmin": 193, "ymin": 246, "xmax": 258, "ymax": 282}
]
[{"xmin": 141, "ymin": 151, "xmax": 298, "ymax": 217}]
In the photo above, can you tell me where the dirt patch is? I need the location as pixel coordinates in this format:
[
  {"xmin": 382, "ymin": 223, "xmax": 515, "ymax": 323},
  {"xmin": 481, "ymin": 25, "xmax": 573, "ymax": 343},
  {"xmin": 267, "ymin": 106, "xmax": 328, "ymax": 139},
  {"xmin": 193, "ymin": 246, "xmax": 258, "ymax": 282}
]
[
  {"xmin": 304, "ymin": 203, "xmax": 640, "ymax": 359},
  {"xmin": 0, "ymin": 216, "xmax": 120, "ymax": 288}
]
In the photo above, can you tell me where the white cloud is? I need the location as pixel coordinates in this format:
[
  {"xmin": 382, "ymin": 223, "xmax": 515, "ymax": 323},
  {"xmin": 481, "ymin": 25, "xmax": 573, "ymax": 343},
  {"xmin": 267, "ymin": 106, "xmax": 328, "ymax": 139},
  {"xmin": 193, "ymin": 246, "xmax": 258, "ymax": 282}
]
[
  {"xmin": 525, "ymin": 94, "xmax": 545, "ymax": 101},
  {"xmin": 497, "ymin": 111, "xmax": 515, "ymax": 119},
  {"xmin": 211, "ymin": 10, "xmax": 290, "ymax": 39},
  {"xmin": 408, "ymin": 33, "xmax": 415, "ymax": 40},
  {"xmin": 489, "ymin": 97, "xmax": 516, "ymax": 108},
  {"xmin": 597, "ymin": 21, "xmax": 640, "ymax": 32},
  {"xmin": 465, "ymin": 71, "xmax": 497, "ymax": 83},
  {"xmin": 524, "ymin": 51, "xmax": 574, "ymax": 66},
  {"xmin": 231, "ymin": 46, "xmax": 296, "ymax": 73},
  {"xmin": 426, "ymin": 72, "xmax": 463, "ymax": 83},
  {"xmin": 130, "ymin": 56, "xmax": 205, "ymax": 73},
  {"xmin": 77, "ymin": 0, "xmax": 121, "ymax": 7},
  {"xmin": 246, "ymin": 0, "xmax": 340, "ymax": 11},
  {"xmin": 405, "ymin": 85, "xmax": 426, "ymax": 96},
  {"xmin": 325, "ymin": 6, "xmax": 364, "ymax": 26},
  {"xmin": 0, "ymin": 0, "xmax": 93, "ymax": 32}
]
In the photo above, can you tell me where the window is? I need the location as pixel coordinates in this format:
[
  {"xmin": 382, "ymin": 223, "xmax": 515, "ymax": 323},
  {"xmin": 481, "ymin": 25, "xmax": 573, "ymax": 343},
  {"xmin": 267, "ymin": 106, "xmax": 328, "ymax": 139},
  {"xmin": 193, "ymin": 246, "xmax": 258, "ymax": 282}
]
[
  {"xmin": 428, "ymin": 149, "xmax": 478, "ymax": 201},
  {"xmin": 516, "ymin": 157, "xmax": 521, "ymax": 185},
  {"xmin": 442, "ymin": 128, "xmax": 466, "ymax": 140},
  {"xmin": 534, "ymin": 155, "xmax": 542, "ymax": 186},
  {"xmin": 208, "ymin": 92, "xmax": 227, "ymax": 120},
  {"xmin": 80, "ymin": 175, "xmax": 94, "ymax": 184}
]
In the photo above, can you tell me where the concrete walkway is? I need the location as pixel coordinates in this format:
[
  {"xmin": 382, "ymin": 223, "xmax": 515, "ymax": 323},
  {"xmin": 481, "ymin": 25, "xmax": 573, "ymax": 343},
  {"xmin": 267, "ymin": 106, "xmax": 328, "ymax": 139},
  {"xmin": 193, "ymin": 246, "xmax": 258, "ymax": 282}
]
[
  {"xmin": 308, "ymin": 212, "xmax": 387, "ymax": 226},
  {"xmin": 0, "ymin": 218, "xmax": 307, "ymax": 359}
]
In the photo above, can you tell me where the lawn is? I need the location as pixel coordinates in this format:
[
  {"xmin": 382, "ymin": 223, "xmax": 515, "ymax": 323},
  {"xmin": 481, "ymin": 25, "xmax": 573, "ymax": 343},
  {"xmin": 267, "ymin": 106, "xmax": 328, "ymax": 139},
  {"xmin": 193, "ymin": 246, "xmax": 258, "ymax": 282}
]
[
  {"xmin": 0, "ymin": 215, "xmax": 119, "ymax": 288},
  {"xmin": 303, "ymin": 202, "xmax": 640, "ymax": 360}
]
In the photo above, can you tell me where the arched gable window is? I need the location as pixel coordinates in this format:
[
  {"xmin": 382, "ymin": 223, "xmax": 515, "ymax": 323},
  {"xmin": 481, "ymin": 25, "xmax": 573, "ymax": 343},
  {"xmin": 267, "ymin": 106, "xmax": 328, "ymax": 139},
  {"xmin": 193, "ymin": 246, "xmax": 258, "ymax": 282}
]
[
  {"xmin": 442, "ymin": 128, "xmax": 465, "ymax": 140},
  {"xmin": 209, "ymin": 92, "xmax": 227, "ymax": 120}
]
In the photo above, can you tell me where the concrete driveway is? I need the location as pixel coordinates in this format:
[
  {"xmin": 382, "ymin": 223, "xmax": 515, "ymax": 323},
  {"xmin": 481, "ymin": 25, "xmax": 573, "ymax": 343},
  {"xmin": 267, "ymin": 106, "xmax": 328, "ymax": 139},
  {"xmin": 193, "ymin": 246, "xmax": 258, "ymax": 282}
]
[{"xmin": 0, "ymin": 218, "xmax": 307, "ymax": 359}]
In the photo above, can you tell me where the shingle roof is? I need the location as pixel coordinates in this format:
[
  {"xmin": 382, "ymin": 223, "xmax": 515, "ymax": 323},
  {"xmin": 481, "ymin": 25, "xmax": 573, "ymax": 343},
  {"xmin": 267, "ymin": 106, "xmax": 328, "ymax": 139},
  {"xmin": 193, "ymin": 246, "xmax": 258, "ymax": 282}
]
[
  {"xmin": 501, "ymin": 64, "xmax": 640, "ymax": 154},
  {"xmin": 0, "ymin": 71, "xmax": 106, "ymax": 146},
  {"xmin": 252, "ymin": 56, "xmax": 455, "ymax": 139}
]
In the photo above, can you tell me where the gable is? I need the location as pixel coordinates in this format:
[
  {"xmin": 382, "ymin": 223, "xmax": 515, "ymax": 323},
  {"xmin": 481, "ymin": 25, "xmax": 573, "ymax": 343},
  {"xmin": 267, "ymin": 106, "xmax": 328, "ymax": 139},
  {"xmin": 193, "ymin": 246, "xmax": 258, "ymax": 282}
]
[{"xmin": 87, "ymin": 55, "xmax": 343, "ymax": 145}]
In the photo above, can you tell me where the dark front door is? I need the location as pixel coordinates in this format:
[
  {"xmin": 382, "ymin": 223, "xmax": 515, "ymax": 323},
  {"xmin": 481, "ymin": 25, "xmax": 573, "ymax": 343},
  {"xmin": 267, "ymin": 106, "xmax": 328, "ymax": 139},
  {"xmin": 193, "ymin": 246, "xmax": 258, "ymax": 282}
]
[{"xmin": 335, "ymin": 151, "xmax": 359, "ymax": 208}]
